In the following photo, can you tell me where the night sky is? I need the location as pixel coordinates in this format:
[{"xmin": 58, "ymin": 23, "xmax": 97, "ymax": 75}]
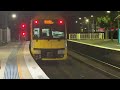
[
  {"xmin": 0, "ymin": 11, "xmax": 105, "ymax": 28},
  {"xmin": 0, "ymin": 11, "xmax": 106, "ymax": 40}
]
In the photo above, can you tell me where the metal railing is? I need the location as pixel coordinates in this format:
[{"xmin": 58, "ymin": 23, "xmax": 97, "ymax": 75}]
[{"xmin": 69, "ymin": 33, "xmax": 104, "ymax": 40}]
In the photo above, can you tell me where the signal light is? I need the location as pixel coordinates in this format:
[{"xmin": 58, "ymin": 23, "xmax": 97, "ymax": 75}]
[
  {"xmin": 59, "ymin": 20, "xmax": 63, "ymax": 24},
  {"xmin": 21, "ymin": 23, "xmax": 26, "ymax": 29},
  {"xmin": 34, "ymin": 20, "xmax": 39, "ymax": 24},
  {"xmin": 22, "ymin": 24, "xmax": 25, "ymax": 28},
  {"xmin": 22, "ymin": 32, "xmax": 25, "ymax": 36},
  {"xmin": 58, "ymin": 20, "xmax": 64, "ymax": 25}
]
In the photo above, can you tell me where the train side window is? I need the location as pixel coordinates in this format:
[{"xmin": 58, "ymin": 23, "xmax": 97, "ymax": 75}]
[
  {"xmin": 33, "ymin": 28, "xmax": 40, "ymax": 39},
  {"xmin": 42, "ymin": 29, "xmax": 50, "ymax": 37}
]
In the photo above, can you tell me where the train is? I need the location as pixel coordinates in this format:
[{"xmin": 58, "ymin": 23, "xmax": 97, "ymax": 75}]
[{"xmin": 30, "ymin": 16, "xmax": 67, "ymax": 60}]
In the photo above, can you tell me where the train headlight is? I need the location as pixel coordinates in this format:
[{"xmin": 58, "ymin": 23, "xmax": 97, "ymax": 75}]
[{"xmin": 58, "ymin": 50, "xmax": 64, "ymax": 54}]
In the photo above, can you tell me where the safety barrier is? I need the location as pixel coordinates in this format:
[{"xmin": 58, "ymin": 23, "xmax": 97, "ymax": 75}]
[{"xmin": 69, "ymin": 33, "xmax": 104, "ymax": 40}]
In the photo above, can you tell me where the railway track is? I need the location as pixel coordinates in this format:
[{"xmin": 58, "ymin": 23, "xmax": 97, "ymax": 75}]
[{"xmin": 68, "ymin": 48, "xmax": 120, "ymax": 79}]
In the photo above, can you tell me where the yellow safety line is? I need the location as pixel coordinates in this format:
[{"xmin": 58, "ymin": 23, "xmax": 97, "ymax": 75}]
[
  {"xmin": 68, "ymin": 39, "xmax": 120, "ymax": 51},
  {"xmin": 17, "ymin": 62, "xmax": 23, "ymax": 79},
  {"xmin": 17, "ymin": 47, "xmax": 23, "ymax": 79}
]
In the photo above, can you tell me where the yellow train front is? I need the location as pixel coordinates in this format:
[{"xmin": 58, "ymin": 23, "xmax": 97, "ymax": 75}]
[{"xmin": 30, "ymin": 17, "xmax": 67, "ymax": 60}]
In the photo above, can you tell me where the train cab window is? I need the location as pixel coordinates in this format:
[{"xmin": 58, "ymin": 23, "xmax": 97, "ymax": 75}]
[
  {"xmin": 33, "ymin": 28, "xmax": 40, "ymax": 39},
  {"xmin": 52, "ymin": 31, "xmax": 64, "ymax": 38},
  {"xmin": 42, "ymin": 29, "xmax": 50, "ymax": 37}
]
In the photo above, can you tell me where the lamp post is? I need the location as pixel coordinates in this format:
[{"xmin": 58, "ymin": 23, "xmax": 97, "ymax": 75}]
[
  {"xmin": 91, "ymin": 15, "xmax": 94, "ymax": 32},
  {"xmin": 78, "ymin": 17, "xmax": 82, "ymax": 32},
  {"xmin": 12, "ymin": 14, "xmax": 17, "ymax": 19},
  {"xmin": 75, "ymin": 21, "xmax": 78, "ymax": 23},
  {"xmin": 86, "ymin": 19, "xmax": 89, "ymax": 32},
  {"xmin": 79, "ymin": 17, "xmax": 81, "ymax": 20},
  {"xmin": 105, "ymin": 11, "xmax": 111, "ymax": 39},
  {"xmin": 11, "ymin": 13, "xmax": 17, "ymax": 41},
  {"xmin": 107, "ymin": 11, "xmax": 111, "ymax": 14}
]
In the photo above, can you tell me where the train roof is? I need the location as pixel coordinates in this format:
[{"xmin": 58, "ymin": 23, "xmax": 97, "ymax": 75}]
[{"xmin": 31, "ymin": 15, "xmax": 64, "ymax": 21}]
